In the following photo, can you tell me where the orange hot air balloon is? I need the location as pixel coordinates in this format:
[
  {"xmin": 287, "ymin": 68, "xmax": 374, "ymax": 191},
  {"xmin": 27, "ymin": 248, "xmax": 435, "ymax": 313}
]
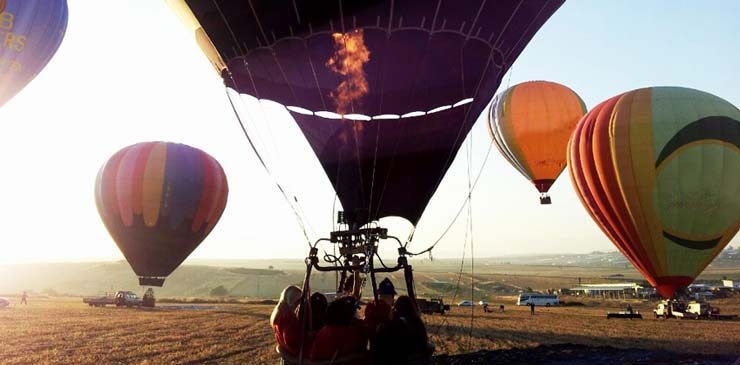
[
  {"xmin": 568, "ymin": 87, "xmax": 740, "ymax": 298},
  {"xmin": 488, "ymin": 81, "xmax": 586, "ymax": 204}
]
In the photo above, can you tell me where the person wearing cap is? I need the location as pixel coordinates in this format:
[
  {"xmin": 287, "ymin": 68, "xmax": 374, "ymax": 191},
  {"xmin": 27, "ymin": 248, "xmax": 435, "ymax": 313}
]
[{"xmin": 378, "ymin": 278, "xmax": 397, "ymax": 307}]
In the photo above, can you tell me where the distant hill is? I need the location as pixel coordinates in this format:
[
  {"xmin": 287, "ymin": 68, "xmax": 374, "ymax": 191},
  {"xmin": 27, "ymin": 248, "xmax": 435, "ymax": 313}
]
[
  {"xmin": 2, "ymin": 250, "xmax": 737, "ymax": 300},
  {"xmin": 0, "ymin": 261, "xmax": 337, "ymax": 299}
]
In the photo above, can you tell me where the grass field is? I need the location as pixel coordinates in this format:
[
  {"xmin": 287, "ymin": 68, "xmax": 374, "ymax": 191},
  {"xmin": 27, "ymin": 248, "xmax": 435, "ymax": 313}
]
[{"xmin": 1, "ymin": 296, "xmax": 739, "ymax": 364}]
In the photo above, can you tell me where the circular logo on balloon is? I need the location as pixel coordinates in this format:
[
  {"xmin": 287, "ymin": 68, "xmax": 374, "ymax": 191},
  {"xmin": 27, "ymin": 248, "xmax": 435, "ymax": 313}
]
[{"xmin": 654, "ymin": 116, "xmax": 740, "ymax": 250}]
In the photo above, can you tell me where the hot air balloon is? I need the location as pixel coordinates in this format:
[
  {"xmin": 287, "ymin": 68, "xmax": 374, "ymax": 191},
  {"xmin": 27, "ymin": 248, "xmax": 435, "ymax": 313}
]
[
  {"xmin": 489, "ymin": 81, "xmax": 586, "ymax": 204},
  {"xmin": 568, "ymin": 87, "xmax": 740, "ymax": 298},
  {"xmin": 0, "ymin": 0, "xmax": 68, "ymax": 107},
  {"xmin": 95, "ymin": 142, "xmax": 229, "ymax": 287},
  {"xmin": 168, "ymin": 0, "xmax": 562, "ymax": 303}
]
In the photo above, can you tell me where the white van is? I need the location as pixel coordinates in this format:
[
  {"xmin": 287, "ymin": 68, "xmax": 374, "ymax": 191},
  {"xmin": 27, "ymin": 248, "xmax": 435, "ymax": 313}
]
[{"xmin": 517, "ymin": 293, "xmax": 559, "ymax": 306}]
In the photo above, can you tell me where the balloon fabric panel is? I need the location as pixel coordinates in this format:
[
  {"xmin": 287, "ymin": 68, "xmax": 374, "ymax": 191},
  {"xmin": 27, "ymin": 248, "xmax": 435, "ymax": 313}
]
[{"xmin": 142, "ymin": 142, "xmax": 168, "ymax": 227}]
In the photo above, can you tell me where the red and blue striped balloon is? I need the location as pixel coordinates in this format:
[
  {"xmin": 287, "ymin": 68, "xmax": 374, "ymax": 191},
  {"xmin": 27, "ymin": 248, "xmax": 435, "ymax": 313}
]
[
  {"xmin": 95, "ymin": 142, "xmax": 228, "ymax": 286},
  {"xmin": 0, "ymin": 0, "xmax": 68, "ymax": 106}
]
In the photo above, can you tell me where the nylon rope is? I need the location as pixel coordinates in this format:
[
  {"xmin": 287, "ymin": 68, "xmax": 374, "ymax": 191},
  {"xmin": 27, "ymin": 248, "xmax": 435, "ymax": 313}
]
[
  {"xmin": 214, "ymin": 2, "xmax": 313, "ymax": 247},
  {"xmin": 466, "ymin": 129, "xmax": 476, "ymax": 351},
  {"xmin": 225, "ymin": 89, "xmax": 312, "ymax": 247},
  {"xmin": 406, "ymin": 63, "xmax": 515, "ymax": 257}
]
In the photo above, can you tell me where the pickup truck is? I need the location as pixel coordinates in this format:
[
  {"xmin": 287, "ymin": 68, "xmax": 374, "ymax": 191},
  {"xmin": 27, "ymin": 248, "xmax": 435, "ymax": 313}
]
[
  {"xmin": 83, "ymin": 291, "xmax": 142, "ymax": 307},
  {"xmin": 654, "ymin": 300, "xmax": 698, "ymax": 319}
]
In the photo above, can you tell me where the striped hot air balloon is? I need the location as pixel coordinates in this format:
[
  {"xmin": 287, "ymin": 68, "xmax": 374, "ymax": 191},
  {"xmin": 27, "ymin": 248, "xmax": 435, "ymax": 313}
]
[
  {"xmin": 95, "ymin": 142, "xmax": 228, "ymax": 286},
  {"xmin": 489, "ymin": 81, "xmax": 587, "ymax": 204},
  {"xmin": 568, "ymin": 87, "xmax": 740, "ymax": 298}
]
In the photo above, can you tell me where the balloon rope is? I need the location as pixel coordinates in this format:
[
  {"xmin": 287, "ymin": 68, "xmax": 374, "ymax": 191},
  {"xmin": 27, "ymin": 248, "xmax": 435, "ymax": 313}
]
[
  {"xmin": 225, "ymin": 89, "xmax": 312, "ymax": 247},
  {"xmin": 404, "ymin": 139, "xmax": 493, "ymax": 256},
  {"xmin": 216, "ymin": 1, "xmax": 315, "ymax": 246},
  {"xmin": 466, "ymin": 134, "xmax": 476, "ymax": 351},
  {"xmin": 407, "ymin": 60, "xmax": 515, "ymax": 255}
]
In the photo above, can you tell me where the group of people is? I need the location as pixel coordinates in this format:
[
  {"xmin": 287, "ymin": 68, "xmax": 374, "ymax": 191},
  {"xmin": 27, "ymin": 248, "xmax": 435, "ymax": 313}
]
[{"xmin": 270, "ymin": 278, "xmax": 430, "ymax": 364}]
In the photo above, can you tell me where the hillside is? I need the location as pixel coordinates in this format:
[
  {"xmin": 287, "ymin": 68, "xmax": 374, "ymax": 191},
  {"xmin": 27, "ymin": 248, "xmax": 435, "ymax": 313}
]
[{"xmin": 2, "ymin": 250, "xmax": 738, "ymax": 300}]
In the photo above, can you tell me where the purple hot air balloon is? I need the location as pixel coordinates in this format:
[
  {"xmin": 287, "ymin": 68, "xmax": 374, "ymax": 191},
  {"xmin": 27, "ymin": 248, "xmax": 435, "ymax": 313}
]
[
  {"xmin": 170, "ymin": 0, "xmax": 563, "ymax": 228},
  {"xmin": 0, "ymin": 0, "xmax": 68, "ymax": 107}
]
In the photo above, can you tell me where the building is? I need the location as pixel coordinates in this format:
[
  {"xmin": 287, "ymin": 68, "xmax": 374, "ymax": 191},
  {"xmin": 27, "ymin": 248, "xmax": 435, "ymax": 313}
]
[{"xmin": 568, "ymin": 282, "xmax": 650, "ymax": 298}]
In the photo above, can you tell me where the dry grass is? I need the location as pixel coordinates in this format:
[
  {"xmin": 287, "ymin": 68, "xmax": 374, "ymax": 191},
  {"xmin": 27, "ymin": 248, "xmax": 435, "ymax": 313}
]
[
  {"xmin": 426, "ymin": 296, "xmax": 740, "ymax": 356},
  {"xmin": 1, "ymin": 296, "xmax": 739, "ymax": 364}
]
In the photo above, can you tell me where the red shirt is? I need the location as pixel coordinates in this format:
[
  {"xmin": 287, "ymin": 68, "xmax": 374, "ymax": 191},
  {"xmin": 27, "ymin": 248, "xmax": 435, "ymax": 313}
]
[
  {"xmin": 363, "ymin": 300, "xmax": 391, "ymax": 337},
  {"xmin": 310, "ymin": 324, "xmax": 367, "ymax": 361},
  {"xmin": 273, "ymin": 309, "xmax": 306, "ymax": 356}
]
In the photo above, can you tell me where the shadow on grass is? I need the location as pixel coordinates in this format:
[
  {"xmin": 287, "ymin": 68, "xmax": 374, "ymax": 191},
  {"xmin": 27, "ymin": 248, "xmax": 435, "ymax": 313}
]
[
  {"xmin": 432, "ymin": 323, "xmax": 739, "ymax": 357},
  {"xmin": 431, "ymin": 343, "xmax": 739, "ymax": 365}
]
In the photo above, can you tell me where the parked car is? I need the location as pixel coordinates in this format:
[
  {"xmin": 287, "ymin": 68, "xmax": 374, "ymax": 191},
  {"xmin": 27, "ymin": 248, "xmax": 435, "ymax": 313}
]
[{"xmin": 457, "ymin": 300, "xmax": 475, "ymax": 307}]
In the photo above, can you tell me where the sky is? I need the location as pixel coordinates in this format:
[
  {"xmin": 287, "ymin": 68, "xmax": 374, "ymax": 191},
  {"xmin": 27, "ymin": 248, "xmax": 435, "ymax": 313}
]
[{"xmin": 0, "ymin": 1, "xmax": 737, "ymax": 263}]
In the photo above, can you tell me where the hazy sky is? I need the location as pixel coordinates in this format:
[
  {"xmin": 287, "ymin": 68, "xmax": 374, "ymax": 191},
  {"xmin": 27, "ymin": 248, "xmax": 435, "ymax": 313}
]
[{"xmin": 0, "ymin": 1, "xmax": 737, "ymax": 263}]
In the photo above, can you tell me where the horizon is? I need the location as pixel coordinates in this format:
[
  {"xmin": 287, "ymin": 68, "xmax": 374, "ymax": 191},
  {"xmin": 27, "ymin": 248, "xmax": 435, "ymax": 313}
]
[{"xmin": 3, "ymin": 246, "xmax": 739, "ymax": 266}]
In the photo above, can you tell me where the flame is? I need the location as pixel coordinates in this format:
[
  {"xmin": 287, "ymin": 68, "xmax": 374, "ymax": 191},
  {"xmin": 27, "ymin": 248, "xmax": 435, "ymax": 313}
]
[{"xmin": 326, "ymin": 29, "xmax": 370, "ymax": 117}]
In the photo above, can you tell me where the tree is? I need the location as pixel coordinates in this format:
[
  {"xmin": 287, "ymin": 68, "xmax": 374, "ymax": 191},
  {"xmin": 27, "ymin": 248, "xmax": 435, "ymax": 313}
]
[{"xmin": 210, "ymin": 285, "xmax": 228, "ymax": 297}]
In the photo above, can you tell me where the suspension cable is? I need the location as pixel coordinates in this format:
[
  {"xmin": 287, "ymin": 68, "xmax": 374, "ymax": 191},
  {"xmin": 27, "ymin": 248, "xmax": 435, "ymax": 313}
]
[
  {"xmin": 404, "ymin": 139, "xmax": 493, "ymax": 256},
  {"xmin": 225, "ymin": 90, "xmax": 312, "ymax": 247},
  {"xmin": 406, "ymin": 63, "xmax": 516, "ymax": 257},
  {"xmin": 466, "ymin": 130, "xmax": 476, "ymax": 351}
]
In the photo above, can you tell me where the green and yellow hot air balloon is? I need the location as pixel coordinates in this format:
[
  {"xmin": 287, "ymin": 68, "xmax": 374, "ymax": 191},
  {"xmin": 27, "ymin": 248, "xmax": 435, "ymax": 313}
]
[{"xmin": 568, "ymin": 86, "xmax": 740, "ymax": 298}]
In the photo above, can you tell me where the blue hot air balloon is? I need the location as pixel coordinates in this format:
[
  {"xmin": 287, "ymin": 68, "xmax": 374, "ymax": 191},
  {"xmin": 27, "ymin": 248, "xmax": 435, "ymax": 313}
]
[{"xmin": 0, "ymin": 0, "xmax": 68, "ymax": 107}]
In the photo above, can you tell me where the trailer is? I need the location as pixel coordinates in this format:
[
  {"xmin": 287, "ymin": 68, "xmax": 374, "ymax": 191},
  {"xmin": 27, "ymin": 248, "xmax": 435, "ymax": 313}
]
[
  {"xmin": 607, "ymin": 311, "xmax": 642, "ymax": 319},
  {"xmin": 417, "ymin": 298, "xmax": 450, "ymax": 315},
  {"xmin": 83, "ymin": 292, "xmax": 116, "ymax": 307}
]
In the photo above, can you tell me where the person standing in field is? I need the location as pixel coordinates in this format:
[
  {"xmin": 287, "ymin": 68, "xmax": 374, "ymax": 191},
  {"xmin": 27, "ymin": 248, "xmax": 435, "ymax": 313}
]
[
  {"xmin": 20, "ymin": 291, "xmax": 28, "ymax": 305},
  {"xmin": 529, "ymin": 302, "xmax": 535, "ymax": 316}
]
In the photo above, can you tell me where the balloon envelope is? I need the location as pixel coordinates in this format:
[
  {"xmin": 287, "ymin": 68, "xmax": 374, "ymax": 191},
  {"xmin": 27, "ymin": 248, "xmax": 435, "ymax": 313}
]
[
  {"xmin": 489, "ymin": 80, "xmax": 586, "ymax": 195},
  {"xmin": 169, "ymin": 0, "xmax": 564, "ymax": 227},
  {"xmin": 568, "ymin": 87, "xmax": 740, "ymax": 298},
  {"xmin": 0, "ymin": 0, "xmax": 68, "ymax": 107},
  {"xmin": 95, "ymin": 142, "xmax": 228, "ymax": 286}
]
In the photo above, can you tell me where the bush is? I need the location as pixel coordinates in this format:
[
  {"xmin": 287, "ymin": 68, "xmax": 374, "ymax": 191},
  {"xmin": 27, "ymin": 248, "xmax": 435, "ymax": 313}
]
[{"xmin": 210, "ymin": 285, "xmax": 229, "ymax": 297}]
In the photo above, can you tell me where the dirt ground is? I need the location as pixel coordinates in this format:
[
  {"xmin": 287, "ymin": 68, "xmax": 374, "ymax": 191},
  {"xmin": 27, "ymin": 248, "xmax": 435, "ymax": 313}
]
[{"xmin": 0, "ymin": 296, "xmax": 738, "ymax": 364}]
